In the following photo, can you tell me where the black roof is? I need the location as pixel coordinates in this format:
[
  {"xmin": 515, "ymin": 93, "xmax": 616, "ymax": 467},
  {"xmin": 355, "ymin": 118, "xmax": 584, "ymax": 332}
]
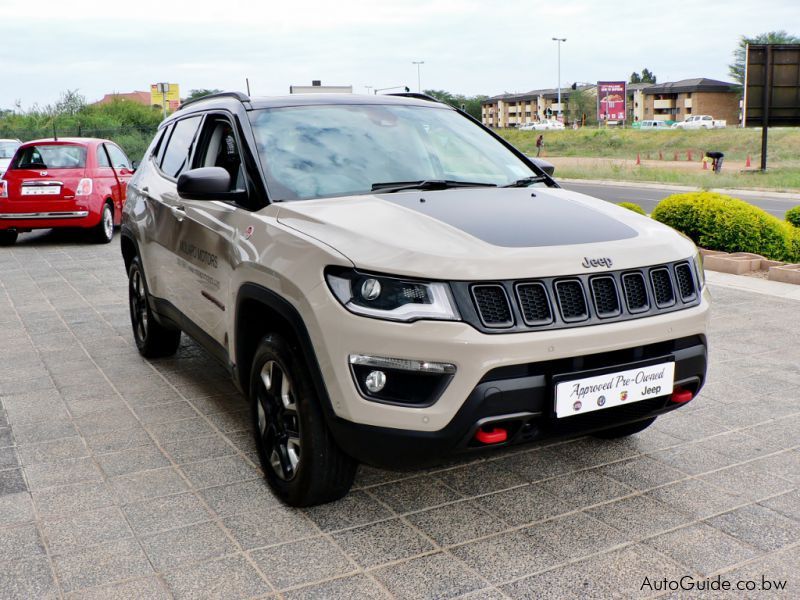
[
  {"xmin": 643, "ymin": 78, "xmax": 738, "ymax": 95},
  {"xmin": 177, "ymin": 91, "xmax": 448, "ymax": 112}
]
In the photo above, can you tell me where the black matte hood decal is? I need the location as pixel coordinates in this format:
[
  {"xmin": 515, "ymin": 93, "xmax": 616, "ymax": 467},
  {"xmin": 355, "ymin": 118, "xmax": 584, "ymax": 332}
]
[{"xmin": 377, "ymin": 188, "xmax": 638, "ymax": 248}]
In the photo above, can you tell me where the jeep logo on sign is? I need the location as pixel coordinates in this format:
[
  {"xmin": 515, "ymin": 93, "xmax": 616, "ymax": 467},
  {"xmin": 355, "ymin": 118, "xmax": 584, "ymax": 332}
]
[{"xmin": 581, "ymin": 257, "xmax": 613, "ymax": 268}]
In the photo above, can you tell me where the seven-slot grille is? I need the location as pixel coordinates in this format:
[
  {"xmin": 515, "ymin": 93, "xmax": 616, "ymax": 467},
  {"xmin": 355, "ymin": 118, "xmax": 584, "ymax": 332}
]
[{"xmin": 466, "ymin": 260, "xmax": 698, "ymax": 333}]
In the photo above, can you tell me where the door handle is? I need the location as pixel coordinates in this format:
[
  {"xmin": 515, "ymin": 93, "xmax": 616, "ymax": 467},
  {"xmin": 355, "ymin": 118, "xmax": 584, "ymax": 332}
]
[{"xmin": 170, "ymin": 205, "xmax": 185, "ymax": 221}]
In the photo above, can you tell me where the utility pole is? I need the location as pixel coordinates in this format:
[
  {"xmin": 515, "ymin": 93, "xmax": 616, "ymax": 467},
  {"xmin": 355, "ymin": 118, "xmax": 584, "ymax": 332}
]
[
  {"xmin": 412, "ymin": 61, "xmax": 425, "ymax": 93},
  {"xmin": 365, "ymin": 85, "xmax": 373, "ymax": 95},
  {"xmin": 552, "ymin": 38, "xmax": 566, "ymax": 120}
]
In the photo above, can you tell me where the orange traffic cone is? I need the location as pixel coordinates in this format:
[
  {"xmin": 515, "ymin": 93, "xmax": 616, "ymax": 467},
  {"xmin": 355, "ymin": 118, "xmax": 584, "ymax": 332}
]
[
  {"xmin": 746, "ymin": 155, "xmax": 751, "ymax": 167},
  {"xmin": 636, "ymin": 153, "xmax": 641, "ymax": 165}
]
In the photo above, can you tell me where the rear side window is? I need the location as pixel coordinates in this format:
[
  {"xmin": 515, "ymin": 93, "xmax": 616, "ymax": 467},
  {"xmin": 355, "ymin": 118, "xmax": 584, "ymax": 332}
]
[
  {"xmin": 12, "ymin": 145, "xmax": 87, "ymax": 169},
  {"xmin": 97, "ymin": 146, "xmax": 111, "ymax": 167},
  {"xmin": 160, "ymin": 116, "xmax": 202, "ymax": 179},
  {"xmin": 106, "ymin": 144, "xmax": 131, "ymax": 169}
]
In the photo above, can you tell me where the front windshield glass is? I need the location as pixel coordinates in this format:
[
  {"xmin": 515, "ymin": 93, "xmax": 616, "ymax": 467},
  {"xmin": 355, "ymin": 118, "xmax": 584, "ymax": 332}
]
[
  {"xmin": 249, "ymin": 104, "xmax": 542, "ymax": 200},
  {"xmin": 0, "ymin": 141, "xmax": 20, "ymax": 159}
]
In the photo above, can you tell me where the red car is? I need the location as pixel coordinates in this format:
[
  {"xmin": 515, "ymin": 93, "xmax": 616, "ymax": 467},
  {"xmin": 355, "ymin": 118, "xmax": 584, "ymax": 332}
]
[{"xmin": 0, "ymin": 138, "xmax": 134, "ymax": 245}]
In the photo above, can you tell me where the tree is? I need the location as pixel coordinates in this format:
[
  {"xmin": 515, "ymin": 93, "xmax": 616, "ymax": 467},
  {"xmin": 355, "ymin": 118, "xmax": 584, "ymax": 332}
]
[
  {"xmin": 630, "ymin": 72, "xmax": 641, "ymax": 84},
  {"xmin": 423, "ymin": 89, "xmax": 488, "ymax": 120},
  {"xmin": 567, "ymin": 89, "xmax": 596, "ymax": 126},
  {"xmin": 729, "ymin": 31, "xmax": 800, "ymax": 85},
  {"xmin": 52, "ymin": 89, "xmax": 86, "ymax": 116},
  {"xmin": 185, "ymin": 88, "xmax": 222, "ymax": 102},
  {"xmin": 629, "ymin": 69, "xmax": 656, "ymax": 84}
]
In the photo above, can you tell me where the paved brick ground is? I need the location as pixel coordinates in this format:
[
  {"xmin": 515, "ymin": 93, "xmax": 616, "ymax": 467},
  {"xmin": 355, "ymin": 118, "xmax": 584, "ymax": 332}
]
[{"xmin": 0, "ymin": 231, "xmax": 798, "ymax": 599}]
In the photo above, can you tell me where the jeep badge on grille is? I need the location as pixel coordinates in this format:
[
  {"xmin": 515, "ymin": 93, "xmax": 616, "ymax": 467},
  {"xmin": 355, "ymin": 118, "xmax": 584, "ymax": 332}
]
[{"xmin": 582, "ymin": 257, "xmax": 613, "ymax": 268}]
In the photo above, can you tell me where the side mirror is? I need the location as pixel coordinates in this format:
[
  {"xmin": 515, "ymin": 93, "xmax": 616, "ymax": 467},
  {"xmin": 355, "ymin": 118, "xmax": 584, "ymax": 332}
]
[
  {"xmin": 131, "ymin": 160, "xmax": 140, "ymax": 171},
  {"xmin": 177, "ymin": 167, "xmax": 245, "ymax": 201},
  {"xmin": 527, "ymin": 157, "xmax": 556, "ymax": 176}
]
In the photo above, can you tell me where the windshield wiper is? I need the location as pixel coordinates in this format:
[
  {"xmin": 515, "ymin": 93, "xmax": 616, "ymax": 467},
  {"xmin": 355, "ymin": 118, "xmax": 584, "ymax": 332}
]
[
  {"xmin": 502, "ymin": 175, "xmax": 548, "ymax": 188},
  {"xmin": 370, "ymin": 180, "xmax": 497, "ymax": 193}
]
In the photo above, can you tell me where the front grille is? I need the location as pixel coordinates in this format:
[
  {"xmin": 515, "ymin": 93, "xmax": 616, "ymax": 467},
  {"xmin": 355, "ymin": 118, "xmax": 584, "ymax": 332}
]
[
  {"xmin": 516, "ymin": 282, "xmax": 552, "ymax": 324},
  {"xmin": 471, "ymin": 285, "xmax": 513, "ymax": 327},
  {"xmin": 555, "ymin": 280, "xmax": 588, "ymax": 322},
  {"xmin": 674, "ymin": 263, "xmax": 696, "ymax": 300},
  {"xmin": 650, "ymin": 268, "xmax": 676, "ymax": 307},
  {"xmin": 590, "ymin": 276, "xmax": 621, "ymax": 318},
  {"xmin": 622, "ymin": 272, "xmax": 649, "ymax": 312},
  {"xmin": 459, "ymin": 259, "xmax": 699, "ymax": 334}
]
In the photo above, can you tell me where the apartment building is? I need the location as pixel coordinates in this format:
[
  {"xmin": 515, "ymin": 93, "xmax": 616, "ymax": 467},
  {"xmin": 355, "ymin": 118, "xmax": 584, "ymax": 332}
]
[
  {"xmin": 641, "ymin": 78, "xmax": 739, "ymax": 124},
  {"xmin": 481, "ymin": 86, "xmax": 595, "ymax": 127}
]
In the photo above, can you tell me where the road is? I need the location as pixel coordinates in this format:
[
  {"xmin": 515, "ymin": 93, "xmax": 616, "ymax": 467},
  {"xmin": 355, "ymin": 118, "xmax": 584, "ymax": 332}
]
[{"xmin": 561, "ymin": 180, "xmax": 799, "ymax": 218}]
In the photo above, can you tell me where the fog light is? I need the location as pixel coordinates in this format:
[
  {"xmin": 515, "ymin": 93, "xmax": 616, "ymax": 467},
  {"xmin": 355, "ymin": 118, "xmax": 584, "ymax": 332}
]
[
  {"xmin": 360, "ymin": 278, "xmax": 381, "ymax": 301},
  {"xmin": 365, "ymin": 370, "xmax": 386, "ymax": 393}
]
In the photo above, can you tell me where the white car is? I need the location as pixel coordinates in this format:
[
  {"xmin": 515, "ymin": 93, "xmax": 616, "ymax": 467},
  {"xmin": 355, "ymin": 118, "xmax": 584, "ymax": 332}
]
[
  {"xmin": 638, "ymin": 120, "xmax": 671, "ymax": 131},
  {"xmin": 0, "ymin": 139, "xmax": 21, "ymax": 177},
  {"xmin": 672, "ymin": 115, "xmax": 726, "ymax": 130},
  {"xmin": 519, "ymin": 120, "xmax": 564, "ymax": 131}
]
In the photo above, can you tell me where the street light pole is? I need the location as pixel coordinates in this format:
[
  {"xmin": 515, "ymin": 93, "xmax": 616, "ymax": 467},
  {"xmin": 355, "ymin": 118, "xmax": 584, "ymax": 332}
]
[
  {"xmin": 365, "ymin": 86, "xmax": 373, "ymax": 95},
  {"xmin": 412, "ymin": 61, "xmax": 424, "ymax": 93},
  {"xmin": 552, "ymin": 38, "xmax": 566, "ymax": 120}
]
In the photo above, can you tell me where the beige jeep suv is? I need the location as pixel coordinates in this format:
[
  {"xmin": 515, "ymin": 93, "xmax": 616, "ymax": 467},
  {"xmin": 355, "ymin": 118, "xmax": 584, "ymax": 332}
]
[{"xmin": 121, "ymin": 92, "xmax": 709, "ymax": 506}]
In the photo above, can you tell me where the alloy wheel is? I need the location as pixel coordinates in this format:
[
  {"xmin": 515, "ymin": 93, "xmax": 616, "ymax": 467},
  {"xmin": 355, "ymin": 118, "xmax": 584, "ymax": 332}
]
[
  {"xmin": 257, "ymin": 360, "xmax": 301, "ymax": 481},
  {"xmin": 103, "ymin": 206, "xmax": 114, "ymax": 240},
  {"xmin": 129, "ymin": 268, "xmax": 148, "ymax": 343}
]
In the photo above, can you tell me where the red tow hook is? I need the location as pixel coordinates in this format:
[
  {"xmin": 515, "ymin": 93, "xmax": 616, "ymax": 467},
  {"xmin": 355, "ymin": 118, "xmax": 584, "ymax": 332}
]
[
  {"xmin": 670, "ymin": 387, "xmax": 694, "ymax": 404},
  {"xmin": 475, "ymin": 426, "xmax": 508, "ymax": 444}
]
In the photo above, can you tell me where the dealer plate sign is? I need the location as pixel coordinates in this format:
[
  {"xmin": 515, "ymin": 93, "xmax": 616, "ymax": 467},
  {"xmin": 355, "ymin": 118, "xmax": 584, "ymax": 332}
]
[{"xmin": 555, "ymin": 361, "xmax": 675, "ymax": 418}]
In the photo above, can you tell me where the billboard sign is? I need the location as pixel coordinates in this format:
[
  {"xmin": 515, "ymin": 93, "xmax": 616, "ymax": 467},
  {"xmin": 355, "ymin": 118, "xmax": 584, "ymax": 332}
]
[
  {"xmin": 597, "ymin": 81, "xmax": 626, "ymax": 121},
  {"xmin": 150, "ymin": 83, "xmax": 181, "ymax": 112},
  {"xmin": 745, "ymin": 44, "xmax": 800, "ymax": 127}
]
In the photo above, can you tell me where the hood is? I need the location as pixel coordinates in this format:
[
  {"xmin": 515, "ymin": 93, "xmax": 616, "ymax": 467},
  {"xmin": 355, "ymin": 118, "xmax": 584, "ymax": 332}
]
[{"xmin": 276, "ymin": 187, "xmax": 696, "ymax": 280}]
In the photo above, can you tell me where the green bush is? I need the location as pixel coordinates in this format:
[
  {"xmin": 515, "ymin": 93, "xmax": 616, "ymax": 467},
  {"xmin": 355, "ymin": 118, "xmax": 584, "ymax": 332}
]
[
  {"xmin": 652, "ymin": 192, "xmax": 800, "ymax": 262},
  {"xmin": 617, "ymin": 202, "xmax": 647, "ymax": 215},
  {"xmin": 786, "ymin": 206, "xmax": 800, "ymax": 228}
]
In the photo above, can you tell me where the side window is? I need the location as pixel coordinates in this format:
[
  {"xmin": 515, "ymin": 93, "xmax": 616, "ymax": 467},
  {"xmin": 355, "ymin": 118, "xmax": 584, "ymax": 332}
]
[
  {"xmin": 97, "ymin": 145, "xmax": 111, "ymax": 167},
  {"xmin": 150, "ymin": 126, "xmax": 170, "ymax": 165},
  {"xmin": 106, "ymin": 144, "xmax": 131, "ymax": 169},
  {"xmin": 194, "ymin": 117, "xmax": 245, "ymax": 192},
  {"xmin": 160, "ymin": 116, "xmax": 202, "ymax": 179}
]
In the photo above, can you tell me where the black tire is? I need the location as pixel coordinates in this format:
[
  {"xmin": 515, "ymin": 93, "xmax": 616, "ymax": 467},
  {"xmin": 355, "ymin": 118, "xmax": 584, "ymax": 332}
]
[
  {"xmin": 128, "ymin": 256, "xmax": 181, "ymax": 358},
  {"xmin": 0, "ymin": 230, "xmax": 18, "ymax": 246},
  {"xmin": 92, "ymin": 202, "xmax": 115, "ymax": 244},
  {"xmin": 592, "ymin": 417, "xmax": 657, "ymax": 439},
  {"xmin": 250, "ymin": 333, "xmax": 357, "ymax": 506}
]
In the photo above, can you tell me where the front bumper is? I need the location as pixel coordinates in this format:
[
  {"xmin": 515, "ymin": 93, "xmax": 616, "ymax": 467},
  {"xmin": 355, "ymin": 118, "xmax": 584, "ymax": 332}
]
[{"xmin": 329, "ymin": 334, "xmax": 707, "ymax": 469}]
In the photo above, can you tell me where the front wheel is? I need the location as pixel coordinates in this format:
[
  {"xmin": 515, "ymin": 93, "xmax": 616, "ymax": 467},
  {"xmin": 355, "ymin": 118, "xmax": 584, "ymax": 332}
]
[
  {"xmin": 0, "ymin": 230, "xmax": 18, "ymax": 246},
  {"xmin": 251, "ymin": 333, "xmax": 357, "ymax": 506},
  {"xmin": 91, "ymin": 202, "xmax": 115, "ymax": 244},
  {"xmin": 592, "ymin": 417, "xmax": 657, "ymax": 439},
  {"xmin": 128, "ymin": 256, "xmax": 181, "ymax": 358}
]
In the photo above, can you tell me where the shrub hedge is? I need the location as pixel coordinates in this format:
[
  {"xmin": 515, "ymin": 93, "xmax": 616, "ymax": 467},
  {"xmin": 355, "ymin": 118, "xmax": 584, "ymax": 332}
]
[
  {"xmin": 617, "ymin": 202, "xmax": 647, "ymax": 215},
  {"xmin": 651, "ymin": 192, "xmax": 800, "ymax": 262},
  {"xmin": 786, "ymin": 206, "xmax": 800, "ymax": 228}
]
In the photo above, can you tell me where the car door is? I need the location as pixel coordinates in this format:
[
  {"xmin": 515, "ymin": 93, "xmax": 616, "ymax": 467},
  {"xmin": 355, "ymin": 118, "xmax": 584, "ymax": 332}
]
[
  {"xmin": 104, "ymin": 143, "xmax": 134, "ymax": 219},
  {"xmin": 95, "ymin": 144, "xmax": 119, "ymax": 214}
]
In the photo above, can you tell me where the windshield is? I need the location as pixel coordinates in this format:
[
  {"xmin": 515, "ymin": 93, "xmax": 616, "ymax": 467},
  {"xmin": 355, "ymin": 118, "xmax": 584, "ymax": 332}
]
[
  {"xmin": 12, "ymin": 144, "xmax": 87, "ymax": 169},
  {"xmin": 0, "ymin": 141, "xmax": 20, "ymax": 159},
  {"xmin": 249, "ymin": 104, "xmax": 543, "ymax": 200}
]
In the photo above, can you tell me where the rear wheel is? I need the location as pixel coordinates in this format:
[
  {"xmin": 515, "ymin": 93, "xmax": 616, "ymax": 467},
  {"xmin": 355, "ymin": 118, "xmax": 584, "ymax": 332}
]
[
  {"xmin": 128, "ymin": 256, "xmax": 181, "ymax": 358},
  {"xmin": 593, "ymin": 417, "xmax": 657, "ymax": 439},
  {"xmin": 92, "ymin": 202, "xmax": 115, "ymax": 244},
  {"xmin": 0, "ymin": 230, "xmax": 18, "ymax": 246},
  {"xmin": 251, "ymin": 333, "xmax": 357, "ymax": 506}
]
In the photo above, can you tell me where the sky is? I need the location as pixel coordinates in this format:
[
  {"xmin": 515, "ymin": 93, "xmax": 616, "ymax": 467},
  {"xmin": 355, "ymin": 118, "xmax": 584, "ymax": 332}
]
[{"xmin": 1, "ymin": 0, "xmax": 797, "ymax": 109}]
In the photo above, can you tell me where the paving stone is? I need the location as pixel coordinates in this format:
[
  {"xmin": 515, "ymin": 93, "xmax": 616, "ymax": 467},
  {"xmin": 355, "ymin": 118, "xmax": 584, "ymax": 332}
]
[
  {"xmin": 648, "ymin": 523, "xmax": 760, "ymax": 576},
  {"xmin": 52, "ymin": 538, "xmax": 154, "ymax": 593},
  {"xmin": 649, "ymin": 444, "xmax": 735, "ymax": 475},
  {"xmin": 706, "ymin": 504, "xmax": 800, "ymax": 552},
  {"xmin": 760, "ymin": 489, "xmax": 800, "ymax": 521},
  {"xmin": 471, "ymin": 483, "xmax": 567, "ymax": 527},
  {"xmin": 251, "ymin": 536, "xmax": 355, "ymax": 590},
  {"xmin": 133, "ymin": 400, "xmax": 199, "ymax": 424},
  {"xmin": 587, "ymin": 495, "xmax": 691, "ymax": 540},
  {"xmin": 199, "ymin": 478, "xmax": 280, "ymax": 517},
  {"xmin": 17, "ymin": 436, "xmax": 88, "ymax": 465},
  {"xmin": 161, "ymin": 434, "xmax": 237, "ymax": 464},
  {"xmin": 83, "ymin": 426, "xmax": 152, "ymax": 455},
  {"xmin": 406, "ymin": 500, "xmax": 502, "ymax": 546},
  {"xmin": 538, "ymin": 469, "xmax": 636, "ymax": 509},
  {"xmin": 645, "ymin": 478, "xmax": 745, "ymax": 520},
  {"xmin": 140, "ymin": 521, "xmax": 237, "ymax": 571},
  {"xmin": 494, "ymin": 447, "xmax": 574, "ymax": 482},
  {"xmin": 548, "ymin": 437, "xmax": 642, "ymax": 469},
  {"xmin": 303, "ymin": 490, "xmax": 393, "ymax": 532},
  {"xmin": 699, "ymin": 463, "xmax": 795, "ymax": 501},
  {"xmin": 0, "ymin": 491, "xmax": 35, "ymax": 525},
  {"xmin": 283, "ymin": 574, "xmax": 390, "ymax": 600},
  {"xmin": 205, "ymin": 408, "xmax": 250, "ymax": 433},
  {"xmin": 162, "ymin": 553, "xmax": 271, "ymax": 599},
  {"xmin": 109, "ymin": 467, "xmax": 189, "ymax": 505},
  {"xmin": 32, "ymin": 481, "xmax": 115, "ymax": 519},
  {"xmin": 96, "ymin": 444, "xmax": 170, "ymax": 477},
  {"xmin": 0, "ymin": 556, "xmax": 58, "ymax": 600},
  {"xmin": 723, "ymin": 545, "xmax": 799, "ymax": 596},
  {"xmin": 333, "ymin": 517, "xmax": 434, "ymax": 568},
  {"xmin": 0, "ymin": 523, "xmax": 47, "ymax": 562},
  {"xmin": 370, "ymin": 476, "xmax": 461, "ymax": 514},
  {"xmin": 41, "ymin": 506, "xmax": 133, "ymax": 555},
  {"xmin": 372, "ymin": 551, "xmax": 488, "ymax": 600},
  {"xmin": 12, "ymin": 418, "xmax": 78, "ymax": 445},
  {"xmin": 598, "ymin": 455, "xmax": 688, "ymax": 491},
  {"xmin": 223, "ymin": 505, "xmax": 319, "ymax": 550},
  {"xmin": 123, "ymin": 492, "xmax": 211, "ymax": 536},
  {"xmin": 180, "ymin": 455, "xmax": 260, "ymax": 489},
  {"xmin": 752, "ymin": 451, "xmax": 800, "ymax": 484},
  {"xmin": 25, "ymin": 456, "xmax": 104, "ymax": 490},
  {"xmin": 75, "ymin": 407, "xmax": 139, "ymax": 437},
  {"xmin": 0, "ymin": 426, "xmax": 14, "ymax": 447},
  {"xmin": 0, "ymin": 467, "xmax": 28, "ymax": 496},
  {"xmin": 450, "ymin": 529, "xmax": 561, "ymax": 584},
  {"xmin": 0, "ymin": 445, "xmax": 20, "ymax": 470},
  {"xmin": 435, "ymin": 461, "xmax": 527, "ymax": 497},
  {"xmin": 63, "ymin": 576, "xmax": 171, "ymax": 600},
  {"xmin": 147, "ymin": 417, "xmax": 217, "ymax": 444},
  {"xmin": 524, "ymin": 512, "xmax": 628, "ymax": 560}
]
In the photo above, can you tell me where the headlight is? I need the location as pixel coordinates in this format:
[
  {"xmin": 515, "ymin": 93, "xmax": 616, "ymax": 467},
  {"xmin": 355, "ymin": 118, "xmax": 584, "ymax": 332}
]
[
  {"xmin": 693, "ymin": 251, "xmax": 705, "ymax": 290},
  {"xmin": 326, "ymin": 268, "xmax": 460, "ymax": 322}
]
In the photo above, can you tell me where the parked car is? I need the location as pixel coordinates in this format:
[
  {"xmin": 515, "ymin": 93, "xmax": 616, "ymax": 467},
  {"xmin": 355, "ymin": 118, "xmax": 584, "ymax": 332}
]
[
  {"xmin": 122, "ymin": 92, "xmax": 709, "ymax": 506},
  {"xmin": 0, "ymin": 139, "xmax": 21, "ymax": 177},
  {"xmin": 672, "ymin": 115, "xmax": 727, "ymax": 129},
  {"xmin": 637, "ymin": 120, "xmax": 671, "ymax": 131},
  {"xmin": 519, "ymin": 120, "xmax": 565, "ymax": 131},
  {"xmin": 0, "ymin": 138, "xmax": 133, "ymax": 245}
]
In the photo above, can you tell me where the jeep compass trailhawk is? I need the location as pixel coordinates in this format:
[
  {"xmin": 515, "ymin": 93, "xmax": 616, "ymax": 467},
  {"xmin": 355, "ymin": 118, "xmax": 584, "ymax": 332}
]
[{"xmin": 122, "ymin": 92, "xmax": 709, "ymax": 506}]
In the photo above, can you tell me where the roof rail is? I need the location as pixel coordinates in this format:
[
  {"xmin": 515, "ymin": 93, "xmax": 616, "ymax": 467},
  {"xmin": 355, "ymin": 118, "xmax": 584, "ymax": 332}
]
[
  {"xmin": 387, "ymin": 92, "xmax": 442, "ymax": 104},
  {"xmin": 178, "ymin": 91, "xmax": 251, "ymax": 110}
]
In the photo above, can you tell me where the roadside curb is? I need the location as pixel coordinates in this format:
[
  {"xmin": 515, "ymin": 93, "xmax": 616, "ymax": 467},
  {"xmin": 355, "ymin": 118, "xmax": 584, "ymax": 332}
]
[
  {"xmin": 706, "ymin": 270, "xmax": 800, "ymax": 301},
  {"xmin": 559, "ymin": 178, "xmax": 800, "ymax": 201}
]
